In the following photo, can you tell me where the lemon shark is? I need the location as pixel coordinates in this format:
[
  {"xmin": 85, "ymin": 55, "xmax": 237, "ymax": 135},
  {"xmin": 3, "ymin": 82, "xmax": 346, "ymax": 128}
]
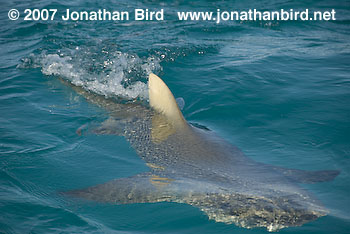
[{"xmin": 65, "ymin": 73, "xmax": 339, "ymax": 231}]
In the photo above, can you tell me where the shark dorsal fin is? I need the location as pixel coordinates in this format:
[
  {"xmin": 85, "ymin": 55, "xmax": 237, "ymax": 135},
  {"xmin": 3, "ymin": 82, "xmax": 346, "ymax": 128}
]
[{"xmin": 148, "ymin": 73, "xmax": 186, "ymax": 127}]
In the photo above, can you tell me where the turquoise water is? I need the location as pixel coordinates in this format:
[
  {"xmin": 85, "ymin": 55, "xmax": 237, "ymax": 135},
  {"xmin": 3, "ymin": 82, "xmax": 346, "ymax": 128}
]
[{"xmin": 1, "ymin": 0, "xmax": 350, "ymax": 233}]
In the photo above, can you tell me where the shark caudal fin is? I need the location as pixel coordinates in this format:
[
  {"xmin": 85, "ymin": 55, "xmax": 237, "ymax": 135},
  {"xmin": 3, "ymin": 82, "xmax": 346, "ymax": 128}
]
[{"xmin": 148, "ymin": 74, "xmax": 187, "ymax": 127}]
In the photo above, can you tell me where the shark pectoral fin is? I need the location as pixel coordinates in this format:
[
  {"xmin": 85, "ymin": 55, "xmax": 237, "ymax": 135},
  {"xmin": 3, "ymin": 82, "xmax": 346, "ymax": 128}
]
[
  {"xmin": 64, "ymin": 173, "xmax": 176, "ymax": 204},
  {"xmin": 275, "ymin": 167, "xmax": 340, "ymax": 183}
]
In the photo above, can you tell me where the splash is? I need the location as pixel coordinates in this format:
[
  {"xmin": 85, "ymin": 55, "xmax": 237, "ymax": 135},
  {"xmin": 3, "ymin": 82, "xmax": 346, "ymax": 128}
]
[{"xmin": 19, "ymin": 49, "xmax": 162, "ymax": 100}]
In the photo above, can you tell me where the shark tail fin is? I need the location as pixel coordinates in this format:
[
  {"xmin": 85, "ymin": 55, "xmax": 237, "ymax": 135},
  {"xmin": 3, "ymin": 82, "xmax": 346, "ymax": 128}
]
[{"xmin": 148, "ymin": 73, "xmax": 186, "ymax": 127}]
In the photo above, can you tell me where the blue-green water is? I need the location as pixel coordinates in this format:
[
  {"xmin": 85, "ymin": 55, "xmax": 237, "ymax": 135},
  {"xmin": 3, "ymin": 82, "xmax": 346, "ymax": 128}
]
[{"xmin": 1, "ymin": 0, "xmax": 350, "ymax": 233}]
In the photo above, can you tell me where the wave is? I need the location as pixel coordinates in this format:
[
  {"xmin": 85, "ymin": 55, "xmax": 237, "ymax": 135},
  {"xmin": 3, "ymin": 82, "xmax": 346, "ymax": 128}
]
[{"xmin": 18, "ymin": 48, "xmax": 162, "ymax": 100}]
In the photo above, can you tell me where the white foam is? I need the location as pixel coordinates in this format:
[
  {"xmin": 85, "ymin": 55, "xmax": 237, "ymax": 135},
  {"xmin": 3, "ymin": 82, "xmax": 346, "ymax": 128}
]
[{"xmin": 19, "ymin": 50, "xmax": 162, "ymax": 100}]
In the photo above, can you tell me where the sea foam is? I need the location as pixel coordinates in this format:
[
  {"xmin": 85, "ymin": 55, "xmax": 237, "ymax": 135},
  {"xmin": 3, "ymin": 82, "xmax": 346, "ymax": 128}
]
[{"xmin": 19, "ymin": 49, "xmax": 162, "ymax": 100}]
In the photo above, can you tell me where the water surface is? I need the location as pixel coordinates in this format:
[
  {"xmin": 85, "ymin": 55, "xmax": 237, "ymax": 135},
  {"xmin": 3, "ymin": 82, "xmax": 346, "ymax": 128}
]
[{"xmin": 0, "ymin": 0, "xmax": 349, "ymax": 233}]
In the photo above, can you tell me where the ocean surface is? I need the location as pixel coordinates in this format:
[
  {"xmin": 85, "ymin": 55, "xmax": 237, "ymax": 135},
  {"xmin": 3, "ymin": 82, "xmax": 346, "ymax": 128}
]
[{"xmin": 1, "ymin": 0, "xmax": 350, "ymax": 233}]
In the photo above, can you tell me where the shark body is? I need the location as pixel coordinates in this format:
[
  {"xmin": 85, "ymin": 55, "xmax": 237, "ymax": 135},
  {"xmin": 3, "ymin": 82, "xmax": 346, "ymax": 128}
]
[{"xmin": 66, "ymin": 74, "xmax": 339, "ymax": 231}]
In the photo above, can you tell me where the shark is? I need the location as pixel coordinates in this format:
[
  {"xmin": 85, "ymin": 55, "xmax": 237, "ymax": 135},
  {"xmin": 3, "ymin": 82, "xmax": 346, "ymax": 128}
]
[{"xmin": 65, "ymin": 73, "xmax": 339, "ymax": 231}]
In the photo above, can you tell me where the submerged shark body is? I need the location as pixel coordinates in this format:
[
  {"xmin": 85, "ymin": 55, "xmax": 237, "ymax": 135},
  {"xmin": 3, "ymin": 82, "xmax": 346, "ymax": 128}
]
[{"xmin": 66, "ymin": 74, "xmax": 339, "ymax": 231}]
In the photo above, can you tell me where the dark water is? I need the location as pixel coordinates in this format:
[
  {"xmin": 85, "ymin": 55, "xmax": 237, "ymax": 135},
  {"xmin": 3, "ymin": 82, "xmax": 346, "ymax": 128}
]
[{"xmin": 1, "ymin": 0, "xmax": 350, "ymax": 233}]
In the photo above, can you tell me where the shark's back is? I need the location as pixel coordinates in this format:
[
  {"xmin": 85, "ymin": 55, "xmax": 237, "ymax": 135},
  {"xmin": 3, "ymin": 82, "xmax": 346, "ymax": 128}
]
[{"xmin": 65, "ymin": 74, "xmax": 339, "ymax": 232}]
